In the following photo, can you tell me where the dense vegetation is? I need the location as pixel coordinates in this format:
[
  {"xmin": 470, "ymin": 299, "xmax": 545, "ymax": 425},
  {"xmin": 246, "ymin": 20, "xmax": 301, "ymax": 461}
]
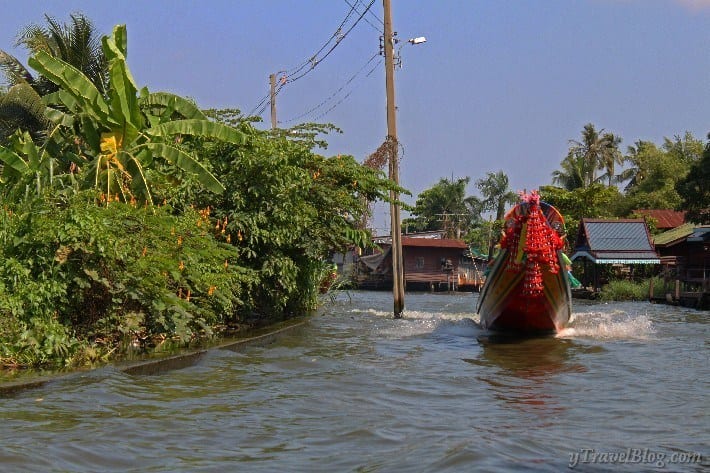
[
  {"xmin": 406, "ymin": 124, "xmax": 708, "ymax": 253},
  {"xmin": 0, "ymin": 20, "xmax": 398, "ymax": 368},
  {"xmin": 1, "ymin": 14, "xmax": 707, "ymax": 368}
]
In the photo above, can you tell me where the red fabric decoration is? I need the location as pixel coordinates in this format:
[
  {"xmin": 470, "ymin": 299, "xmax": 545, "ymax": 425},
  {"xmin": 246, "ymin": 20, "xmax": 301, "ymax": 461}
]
[{"xmin": 500, "ymin": 190, "xmax": 564, "ymax": 297}]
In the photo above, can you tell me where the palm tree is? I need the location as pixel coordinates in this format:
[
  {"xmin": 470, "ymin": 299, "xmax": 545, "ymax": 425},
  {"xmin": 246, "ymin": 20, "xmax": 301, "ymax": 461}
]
[
  {"xmin": 598, "ymin": 132, "xmax": 624, "ymax": 187},
  {"xmin": 1, "ymin": 13, "xmax": 108, "ymax": 95},
  {"xmin": 0, "ymin": 13, "xmax": 108, "ymax": 144},
  {"xmin": 619, "ymin": 140, "xmax": 657, "ymax": 192},
  {"xmin": 551, "ymin": 153, "xmax": 588, "ymax": 191},
  {"xmin": 0, "ymin": 82, "xmax": 49, "ymax": 144},
  {"xmin": 408, "ymin": 177, "xmax": 475, "ymax": 237},
  {"xmin": 553, "ymin": 123, "xmax": 622, "ymax": 189},
  {"xmin": 476, "ymin": 170, "xmax": 518, "ymax": 256},
  {"xmin": 476, "ymin": 171, "xmax": 517, "ymax": 221}
]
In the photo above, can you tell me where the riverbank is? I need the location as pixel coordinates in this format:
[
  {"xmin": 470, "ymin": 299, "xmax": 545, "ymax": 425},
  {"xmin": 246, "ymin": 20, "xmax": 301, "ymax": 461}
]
[{"xmin": 0, "ymin": 316, "xmax": 309, "ymax": 396}]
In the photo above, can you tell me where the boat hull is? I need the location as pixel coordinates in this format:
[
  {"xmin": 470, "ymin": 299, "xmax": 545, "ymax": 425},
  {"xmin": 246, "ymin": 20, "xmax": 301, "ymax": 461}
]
[
  {"xmin": 476, "ymin": 249, "xmax": 571, "ymax": 333},
  {"xmin": 475, "ymin": 193, "xmax": 572, "ymax": 334}
]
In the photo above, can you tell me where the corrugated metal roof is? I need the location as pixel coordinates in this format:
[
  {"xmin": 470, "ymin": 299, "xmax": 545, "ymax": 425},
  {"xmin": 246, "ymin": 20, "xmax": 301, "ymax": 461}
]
[
  {"xmin": 581, "ymin": 219, "xmax": 655, "ymax": 251},
  {"xmin": 570, "ymin": 250, "xmax": 660, "ymax": 264},
  {"xmin": 687, "ymin": 227, "xmax": 710, "ymax": 242},
  {"xmin": 634, "ymin": 209, "xmax": 686, "ymax": 229},
  {"xmin": 572, "ymin": 219, "xmax": 659, "ymax": 264},
  {"xmin": 653, "ymin": 223, "xmax": 694, "ymax": 246}
]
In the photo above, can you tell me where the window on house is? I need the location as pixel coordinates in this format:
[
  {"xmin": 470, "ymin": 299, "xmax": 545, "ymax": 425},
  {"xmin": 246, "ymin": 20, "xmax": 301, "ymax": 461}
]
[{"xmin": 415, "ymin": 257, "xmax": 425, "ymax": 269}]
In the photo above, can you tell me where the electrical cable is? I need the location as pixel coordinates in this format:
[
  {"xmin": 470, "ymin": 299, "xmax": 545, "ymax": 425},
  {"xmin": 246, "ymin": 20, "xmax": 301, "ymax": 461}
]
[
  {"xmin": 343, "ymin": 0, "xmax": 383, "ymax": 32},
  {"xmin": 307, "ymin": 57, "xmax": 381, "ymax": 122},
  {"xmin": 247, "ymin": 1, "xmax": 374, "ymax": 117},
  {"xmin": 285, "ymin": 0, "xmax": 376, "ymax": 84},
  {"xmin": 283, "ymin": 1, "xmax": 360, "ymax": 79},
  {"xmin": 282, "ymin": 52, "xmax": 380, "ymax": 124}
]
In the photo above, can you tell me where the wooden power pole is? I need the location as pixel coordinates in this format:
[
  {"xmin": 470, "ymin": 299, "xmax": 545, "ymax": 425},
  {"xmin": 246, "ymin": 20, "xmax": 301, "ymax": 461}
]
[
  {"xmin": 269, "ymin": 73, "xmax": 277, "ymax": 129},
  {"xmin": 383, "ymin": 0, "xmax": 405, "ymax": 317}
]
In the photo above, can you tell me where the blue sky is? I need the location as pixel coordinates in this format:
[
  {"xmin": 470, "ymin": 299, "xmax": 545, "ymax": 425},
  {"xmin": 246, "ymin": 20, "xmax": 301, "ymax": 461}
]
[{"xmin": 2, "ymin": 1, "xmax": 709, "ymax": 233}]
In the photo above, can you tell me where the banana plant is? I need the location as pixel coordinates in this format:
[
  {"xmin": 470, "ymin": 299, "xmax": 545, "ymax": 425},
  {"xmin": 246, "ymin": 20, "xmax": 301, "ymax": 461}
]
[
  {"xmin": 26, "ymin": 24, "xmax": 244, "ymax": 203},
  {"xmin": 0, "ymin": 130, "xmax": 63, "ymax": 201}
]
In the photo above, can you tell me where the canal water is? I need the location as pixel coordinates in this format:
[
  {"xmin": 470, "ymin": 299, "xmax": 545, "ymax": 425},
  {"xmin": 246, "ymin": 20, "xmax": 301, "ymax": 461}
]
[{"xmin": 1, "ymin": 291, "xmax": 707, "ymax": 472}]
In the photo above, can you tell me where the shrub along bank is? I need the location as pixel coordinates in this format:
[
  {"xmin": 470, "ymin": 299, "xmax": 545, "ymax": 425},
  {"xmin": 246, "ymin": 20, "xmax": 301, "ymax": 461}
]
[{"xmin": 0, "ymin": 25, "xmax": 399, "ymax": 369}]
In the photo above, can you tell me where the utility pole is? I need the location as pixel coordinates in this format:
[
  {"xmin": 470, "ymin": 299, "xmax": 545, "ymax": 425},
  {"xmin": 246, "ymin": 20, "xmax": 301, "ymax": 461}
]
[
  {"xmin": 269, "ymin": 73, "xmax": 277, "ymax": 129},
  {"xmin": 383, "ymin": 0, "xmax": 404, "ymax": 318}
]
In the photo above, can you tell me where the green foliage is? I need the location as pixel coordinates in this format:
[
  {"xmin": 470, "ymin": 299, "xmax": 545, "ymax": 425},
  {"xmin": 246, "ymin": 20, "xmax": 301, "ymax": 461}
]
[
  {"xmin": 617, "ymin": 133, "xmax": 703, "ymax": 215},
  {"xmin": 0, "ymin": 191, "xmax": 257, "ymax": 368},
  {"xmin": 3, "ymin": 13, "xmax": 109, "ymax": 96},
  {"xmin": 0, "ymin": 83, "xmax": 51, "ymax": 145},
  {"xmin": 598, "ymin": 277, "xmax": 659, "ymax": 302},
  {"xmin": 676, "ymin": 133, "xmax": 710, "ymax": 224},
  {"xmin": 191, "ymin": 120, "xmax": 398, "ymax": 317},
  {"xmin": 1, "ymin": 14, "xmax": 108, "ymax": 146},
  {"xmin": 553, "ymin": 123, "xmax": 623, "ymax": 190},
  {"xmin": 22, "ymin": 24, "xmax": 243, "ymax": 203},
  {"xmin": 476, "ymin": 171, "xmax": 517, "ymax": 220},
  {"xmin": 404, "ymin": 177, "xmax": 479, "ymax": 236},
  {"xmin": 475, "ymin": 171, "xmax": 517, "ymax": 255},
  {"xmin": 403, "ymin": 171, "xmax": 516, "ymax": 254},
  {"xmin": 539, "ymin": 184, "xmax": 623, "ymax": 244},
  {"xmin": 0, "ymin": 129, "xmax": 71, "ymax": 201}
]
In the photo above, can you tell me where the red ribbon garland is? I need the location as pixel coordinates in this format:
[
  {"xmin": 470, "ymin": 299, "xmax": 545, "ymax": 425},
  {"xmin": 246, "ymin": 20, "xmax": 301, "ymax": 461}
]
[{"xmin": 500, "ymin": 191, "xmax": 563, "ymax": 297}]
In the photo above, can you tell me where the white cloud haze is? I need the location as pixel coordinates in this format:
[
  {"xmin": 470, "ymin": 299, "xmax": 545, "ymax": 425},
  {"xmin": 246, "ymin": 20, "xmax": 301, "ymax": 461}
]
[{"xmin": 675, "ymin": 0, "xmax": 710, "ymax": 10}]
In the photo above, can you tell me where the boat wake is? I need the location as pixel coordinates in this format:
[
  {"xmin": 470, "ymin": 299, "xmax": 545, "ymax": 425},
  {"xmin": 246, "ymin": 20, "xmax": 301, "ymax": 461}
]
[
  {"xmin": 360, "ymin": 308, "xmax": 481, "ymax": 339},
  {"xmin": 557, "ymin": 309, "xmax": 655, "ymax": 340}
]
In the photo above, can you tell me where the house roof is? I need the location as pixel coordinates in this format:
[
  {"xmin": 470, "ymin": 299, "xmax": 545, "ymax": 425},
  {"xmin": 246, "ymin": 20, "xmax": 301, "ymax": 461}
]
[
  {"xmin": 571, "ymin": 218, "xmax": 659, "ymax": 264},
  {"xmin": 634, "ymin": 209, "xmax": 686, "ymax": 229},
  {"xmin": 653, "ymin": 223, "xmax": 694, "ymax": 247},
  {"xmin": 401, "ymin": 237, "xmax": 468, "ymax": 249},
  {"xmin": 687, "ymin": 226, "xmax": 710, "ymax": 242}
]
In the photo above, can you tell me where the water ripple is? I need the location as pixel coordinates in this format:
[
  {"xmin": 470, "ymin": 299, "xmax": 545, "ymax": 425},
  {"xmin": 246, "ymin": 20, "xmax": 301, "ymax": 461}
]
[{"xmin": 1, "ymin": 291, "xmax": 707, "ymax": 472}]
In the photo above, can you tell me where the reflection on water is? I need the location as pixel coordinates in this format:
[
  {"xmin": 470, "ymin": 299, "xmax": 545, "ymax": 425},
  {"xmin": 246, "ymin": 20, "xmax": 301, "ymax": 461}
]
[
  {"xmin": 0, "ymin": 291, "xmax": 707, "ymax": 473},
  {"xmin": 465, "ymin": 336, "xmax": 587, "ymax": 418},
  {"xmin": 472, "ymin": 335, "xmax": 588, "ymax": 378}
]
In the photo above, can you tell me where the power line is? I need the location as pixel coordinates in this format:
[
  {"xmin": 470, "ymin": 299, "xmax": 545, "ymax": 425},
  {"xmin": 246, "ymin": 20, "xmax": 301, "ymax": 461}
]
[
  {"xmin": 343, "ymin": 0, "xmax": 383, "ymax": 32},
  {"xmin": 282, "ymin": 52, "xmax": 380, "ymax": 124},
  {"xmin": 247, "ymin": 0, "xmax": 375, "ymax": 118},
  {"xmin": 285, "ymin": 0, "xmax": 376, "ymax": 84},
  {"xmin": 308, "ymin": 57, "xmax": 381, "ymax": 122},
  {"xmin": 283, "ymin": 2, "xmax": 360, "ymax": 80}
]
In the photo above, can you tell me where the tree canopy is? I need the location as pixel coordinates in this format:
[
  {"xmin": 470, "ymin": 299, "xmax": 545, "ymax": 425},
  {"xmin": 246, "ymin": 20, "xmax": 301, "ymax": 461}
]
[
  {"xmin": 552, "ymin": 123, "xmax": 623, "ymax": 190},
  {"xmin": 403, "ymin": 177, "xmax": 479, "ymax": 237},
  {"xmin": 676, "ymin": 133, "xmax": 710, "ymax": 224}
]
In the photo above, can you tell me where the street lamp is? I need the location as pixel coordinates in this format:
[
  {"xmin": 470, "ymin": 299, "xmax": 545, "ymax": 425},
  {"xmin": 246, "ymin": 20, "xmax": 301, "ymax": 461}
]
[{"xmin": 382, "ymin": 0, "xmax": 426, "ymax": 318}]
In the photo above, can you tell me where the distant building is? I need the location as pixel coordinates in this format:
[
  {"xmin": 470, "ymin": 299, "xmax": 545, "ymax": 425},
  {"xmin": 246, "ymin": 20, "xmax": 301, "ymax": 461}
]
[
  {"xmin": 356, "ymin": 235, "xmax": 485, "ymax": 291},
  {"xmin": 570, "ymin": 218, "xmax": 659, "ymax": 290},
  {"xmin": 652, "ymin": 224, "xmax": 710, "ymax": 308},
  {"xmin": 634, "ymin": 209, "xmax": 686, "ymax": 231}
]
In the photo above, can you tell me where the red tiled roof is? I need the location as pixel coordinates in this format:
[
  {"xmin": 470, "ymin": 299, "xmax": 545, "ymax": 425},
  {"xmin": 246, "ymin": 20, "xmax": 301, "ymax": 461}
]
[
  {"xmin": 634, "ymin": 209, "xmax": 686, "ymax": 229},
  {"xmin": 401, "ymin": 237, "xmax": 468, "ymax": 249}
]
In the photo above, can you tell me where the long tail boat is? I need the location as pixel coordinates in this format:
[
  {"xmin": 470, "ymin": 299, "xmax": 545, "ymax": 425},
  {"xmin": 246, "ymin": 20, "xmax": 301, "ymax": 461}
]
[{"xmin": 476, "ymin": 190, "xmax": 571, "ymax": 333}]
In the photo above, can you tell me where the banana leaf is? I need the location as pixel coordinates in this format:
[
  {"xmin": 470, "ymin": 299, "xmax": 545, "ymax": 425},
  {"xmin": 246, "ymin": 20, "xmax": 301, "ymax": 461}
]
[
  {"xmin": 143, "ymin": 142, "xmax": 225, "ymax": 194},
  {"xmin": 150, "ymin": 119, "xmax": 245, "ymax": 144},
  {"xmin": 29, "ymin": 51, "xmax": 115, "ymax": 126},
  {"xmin": 142, "ymin": 92, "xmax": 207, "ymax": 120},
  {"xmin": 0, "ymin": 146, "xmax": 28, "ymax": 174}
]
